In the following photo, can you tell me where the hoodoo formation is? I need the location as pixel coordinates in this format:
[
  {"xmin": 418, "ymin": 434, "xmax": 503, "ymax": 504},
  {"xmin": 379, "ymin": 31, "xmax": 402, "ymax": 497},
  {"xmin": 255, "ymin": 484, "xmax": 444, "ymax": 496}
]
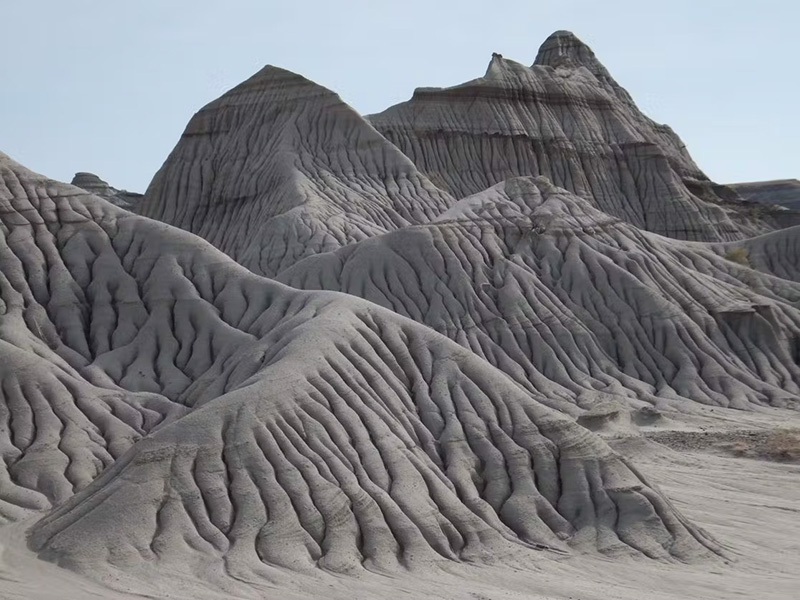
[{"xmin": 1, "ymin": 30, "xmax": 799, "ymax": 600}]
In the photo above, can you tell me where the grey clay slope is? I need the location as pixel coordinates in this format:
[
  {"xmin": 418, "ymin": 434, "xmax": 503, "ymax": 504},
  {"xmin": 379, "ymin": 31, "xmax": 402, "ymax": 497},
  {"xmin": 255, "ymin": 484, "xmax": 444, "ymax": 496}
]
[{"xmin": 0, "ymin": 153, "xmax": 719, "ymax": 590}]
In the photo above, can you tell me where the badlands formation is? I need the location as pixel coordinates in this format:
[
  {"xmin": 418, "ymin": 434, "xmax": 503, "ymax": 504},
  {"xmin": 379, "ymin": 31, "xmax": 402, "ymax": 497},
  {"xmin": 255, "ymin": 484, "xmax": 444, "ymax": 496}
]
[{"xmin": 1, "ymin": 31, "xmax": 799, "ymax": 600}]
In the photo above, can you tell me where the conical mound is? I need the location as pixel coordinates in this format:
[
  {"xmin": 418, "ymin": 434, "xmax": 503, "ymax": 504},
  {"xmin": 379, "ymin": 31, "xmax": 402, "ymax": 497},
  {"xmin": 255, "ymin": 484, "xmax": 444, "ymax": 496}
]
[{"xmin": 138, "ymin": 66, "xmax": 454, "ymax": 276}]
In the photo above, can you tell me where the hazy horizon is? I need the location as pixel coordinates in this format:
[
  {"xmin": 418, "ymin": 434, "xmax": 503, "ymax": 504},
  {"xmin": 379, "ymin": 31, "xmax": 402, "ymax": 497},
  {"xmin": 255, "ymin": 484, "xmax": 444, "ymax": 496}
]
[{"xmin": 1, "ymin": 1, "xmax": 797, "ymax": 192}]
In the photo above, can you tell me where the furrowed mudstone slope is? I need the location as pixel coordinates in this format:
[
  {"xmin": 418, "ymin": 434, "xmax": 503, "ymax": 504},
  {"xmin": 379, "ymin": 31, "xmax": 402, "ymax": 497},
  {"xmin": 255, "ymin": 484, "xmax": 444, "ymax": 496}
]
[
  {"xmin": 0, "ymin": 153, "xmax": 720, "ymax": 589},
  {"xmin": 138, "ymin": 66, "xmax": 455, "ymax": 277},
  {"xmin": 368, "ymin": 31, "xmax": 767, "ymax": 242},
  {"xmin": 30, "ymin": 311, "xmax": 721, "ymax": 585},
  {"xmin": 280, "ymin": 177, "xmax": 800, "ymax": 414},
  {"xmin": 0, "ymin": 155, "xmax": 189, "ymax": 519}
]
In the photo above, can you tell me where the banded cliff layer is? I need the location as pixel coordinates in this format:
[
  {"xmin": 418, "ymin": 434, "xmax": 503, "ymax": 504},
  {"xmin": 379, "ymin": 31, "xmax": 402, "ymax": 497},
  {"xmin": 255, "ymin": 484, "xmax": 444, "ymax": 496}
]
[{"xmin": 368, "ymin": 31, "xmax": 768, "ymax": 241}]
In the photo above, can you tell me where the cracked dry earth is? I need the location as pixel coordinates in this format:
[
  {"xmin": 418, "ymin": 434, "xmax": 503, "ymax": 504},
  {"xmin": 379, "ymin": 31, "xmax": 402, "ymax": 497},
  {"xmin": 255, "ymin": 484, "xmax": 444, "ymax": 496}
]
[{"xmin": 1, "ymin": 30, "xmax": 799, "ymax": 600}]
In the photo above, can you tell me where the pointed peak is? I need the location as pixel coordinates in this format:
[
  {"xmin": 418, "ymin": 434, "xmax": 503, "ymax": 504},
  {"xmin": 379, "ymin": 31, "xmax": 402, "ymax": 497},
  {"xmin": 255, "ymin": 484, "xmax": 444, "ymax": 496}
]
[
  {"xmin": 538, "ymin": 30, "xmax": 593, "ymax": 55},
  {"xmin": 247, "ymin": 64, "xmax": 315, "ymax": 85},
  {"xmin": 534, "ymin": 30, "xmax": 604, "ymax": 70},
  {"xmin": 483, "ymin": 53, "xmax": 532, "ymax": 81},
  {"xmin": 223, "ymin": 64, "xmax": 336, "ymax": 100},
  {"xmin": 190, "ymin": 65, "xmax": 342, "ymax": 120},
  {"xmin": 182, "ymin": 64, "xmax": 347, "ymax": 139},
  {"xmin": 534, "ymin": 30, "xmax": 632, "ymax": 100},
  {"xmin": 485, "ymin": 52, "xmax": 509, "ymax": 75}
]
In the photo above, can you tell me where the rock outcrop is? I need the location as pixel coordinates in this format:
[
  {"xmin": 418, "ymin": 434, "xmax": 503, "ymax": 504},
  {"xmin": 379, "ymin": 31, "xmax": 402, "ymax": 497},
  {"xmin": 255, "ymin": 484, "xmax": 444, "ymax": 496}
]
[{"xmin": 71, "ymin": 172, "xmax": 143, "ymax": 210}]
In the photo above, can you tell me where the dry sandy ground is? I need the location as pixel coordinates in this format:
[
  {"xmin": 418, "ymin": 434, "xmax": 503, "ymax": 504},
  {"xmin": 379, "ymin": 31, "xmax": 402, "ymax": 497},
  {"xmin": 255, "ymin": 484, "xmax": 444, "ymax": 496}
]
[{"xmin": 2, "ymin": 405, "xmax": 797, "ymax": 600}]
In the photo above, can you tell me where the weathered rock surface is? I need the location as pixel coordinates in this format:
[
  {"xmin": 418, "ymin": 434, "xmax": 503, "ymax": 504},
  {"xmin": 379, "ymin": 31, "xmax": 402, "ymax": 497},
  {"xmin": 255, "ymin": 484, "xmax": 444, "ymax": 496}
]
[
  {"xmin": 0, "ymin": 153, "xmax": 720, "ymax": 594},
  {"xmin": 280, "ymin": 177, "xmax": 800, "ymax": 414},
  {"xmin": 368, "ymin": 32, "xmax": 766, "ymax": 242},
  {"xmin": 138, "ymin": 66, "xmax": 454, "ymax": 277},
  {"xmin": 71, "ymin": 172, "xmax": 143, "ymax": 210}
]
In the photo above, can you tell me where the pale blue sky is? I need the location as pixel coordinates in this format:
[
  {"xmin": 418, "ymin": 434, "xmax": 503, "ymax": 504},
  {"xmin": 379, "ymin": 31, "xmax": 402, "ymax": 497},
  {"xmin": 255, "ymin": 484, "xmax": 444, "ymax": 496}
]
[{"xmin": 1, "ymin": 1, "xmax": 796, "ymax": 192}]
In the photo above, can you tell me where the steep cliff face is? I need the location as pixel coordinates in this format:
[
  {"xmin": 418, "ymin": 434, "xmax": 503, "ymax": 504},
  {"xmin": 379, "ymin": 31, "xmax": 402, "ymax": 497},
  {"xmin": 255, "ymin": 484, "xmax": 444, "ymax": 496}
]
[
  {"xmin": 138, "ymin": 66, "xmax": 454, "ymax": 277},
  {"xmin": 368, "ymin": 32, "xmax": 765, "ymax": 242}
]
